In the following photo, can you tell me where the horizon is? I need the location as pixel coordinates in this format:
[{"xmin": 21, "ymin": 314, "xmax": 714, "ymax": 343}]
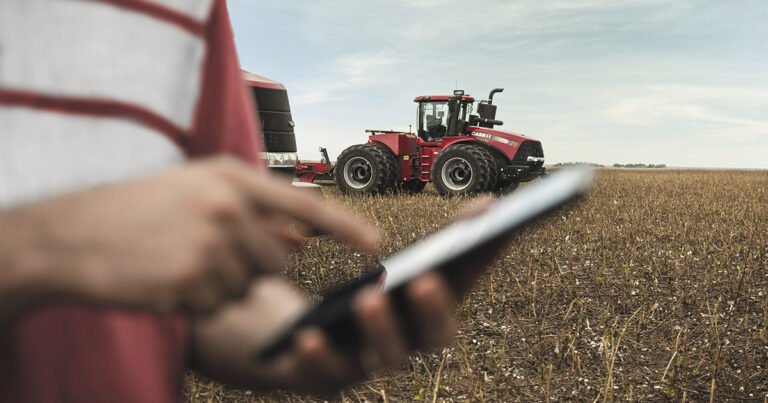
[{"xmin": 229, "ymin": 1, "xmax": 767, "ymax": 169}]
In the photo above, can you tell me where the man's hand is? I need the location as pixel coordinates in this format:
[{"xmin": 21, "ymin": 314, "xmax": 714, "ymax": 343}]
[
  {"xmin": 0, "ymin": 157, "xmax": 378, "ymax": 316},
  {"xmin": 191, "ymin": 274, "xmax": 456, "ymax": 394},
  {"xmin": 189, "ymin": 198, "xmax": 508, "ymax": 394}
]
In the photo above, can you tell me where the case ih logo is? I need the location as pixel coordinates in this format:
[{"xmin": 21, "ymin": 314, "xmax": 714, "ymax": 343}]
[{"xmin": 471, "ymin": 132, "xmax": 518, "ymax": 147}]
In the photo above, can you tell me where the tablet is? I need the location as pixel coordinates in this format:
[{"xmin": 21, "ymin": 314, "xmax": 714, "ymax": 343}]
[
  {"xmin": 379, "ymin": 166, "xmax": 592, "ymax": 291},
  {"xmin": 257, "ymin": 166, "xmax": 593, "ymax": 360}
]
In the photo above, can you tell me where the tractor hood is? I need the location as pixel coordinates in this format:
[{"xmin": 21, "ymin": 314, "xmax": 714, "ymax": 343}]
[{"xmin": 466, "ymin": 126, "xmax": 538, "ymax": 147}]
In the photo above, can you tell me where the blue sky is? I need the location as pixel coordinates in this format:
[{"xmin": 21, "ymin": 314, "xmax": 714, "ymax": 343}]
[{"xmin": 229, "ymin": 0, "xmax": 767, "ymax": 168}]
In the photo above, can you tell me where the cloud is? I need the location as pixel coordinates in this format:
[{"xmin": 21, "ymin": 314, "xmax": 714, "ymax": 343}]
[
  {"xmin": 291, "ymin": 90, "xmax": 329, "ymax": 107},
  {"xmin": 298, "ymin": 0, "xmax": 695, "ymax": 53},
  {"xmin": 601, "ymin": 85, "xmax": 768, "ymax": 141},
  {"xmin": 291, "ymin": 49, "xmax": 395, "ymax": 106},
  {"xmin": 335, "ymin": 50, "xmax": 395, "ymax": 84}
]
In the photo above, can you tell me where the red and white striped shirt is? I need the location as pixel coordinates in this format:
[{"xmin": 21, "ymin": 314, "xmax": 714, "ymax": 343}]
[{"xmin": 0, "ymin": 0, "xmax": 264, "ymax": 401}]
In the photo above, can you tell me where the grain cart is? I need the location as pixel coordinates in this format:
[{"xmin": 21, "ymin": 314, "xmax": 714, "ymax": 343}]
[
  {"xmin": 242, "ymin": 70, "xmax": 298, "ymax": 178},
  {"xmin": 298, "ymin": 88, "xmax": 545, "ymax": 196}
]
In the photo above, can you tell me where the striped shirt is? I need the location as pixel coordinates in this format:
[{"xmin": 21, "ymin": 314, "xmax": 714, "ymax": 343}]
[{"xmin": 0, "ymin": 0, "xmax": 263, "ymax": 401}]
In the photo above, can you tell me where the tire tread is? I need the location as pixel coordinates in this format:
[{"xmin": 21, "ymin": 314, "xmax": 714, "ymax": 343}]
[
  {"xmin": 432, "ymin": 143, "xmax": 498, "ymax": 196},
  {"xmin": 334, "ymin": 144, "xmax": 396, "ymax": 194}
]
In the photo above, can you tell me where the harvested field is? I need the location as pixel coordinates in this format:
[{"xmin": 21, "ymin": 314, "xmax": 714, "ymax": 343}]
[{"xmin": 185, "ymin": 169, "xmax": 768, "ymax": 402}]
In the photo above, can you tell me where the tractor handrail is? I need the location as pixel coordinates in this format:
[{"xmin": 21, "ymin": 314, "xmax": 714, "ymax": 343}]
[{"xmin": 365, "ymin": 129, "xmax": 404, "ymax": 134}]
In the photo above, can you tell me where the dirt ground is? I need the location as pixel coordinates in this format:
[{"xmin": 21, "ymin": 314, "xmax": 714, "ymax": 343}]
[{"xmin": 185, "ymin": 169, "xmax": 768, "ymax": 402}]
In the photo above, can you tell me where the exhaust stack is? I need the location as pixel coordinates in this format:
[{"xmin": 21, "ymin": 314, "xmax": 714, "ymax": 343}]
[{"xmin": 487, "ymin": 88, "xmax": 504, "ymax": 104}]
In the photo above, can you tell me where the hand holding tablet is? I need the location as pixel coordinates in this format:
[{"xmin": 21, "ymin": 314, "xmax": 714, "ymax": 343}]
[{"xmin": 257, "ymin": 166, "xmax": 594, "ymax": 361}]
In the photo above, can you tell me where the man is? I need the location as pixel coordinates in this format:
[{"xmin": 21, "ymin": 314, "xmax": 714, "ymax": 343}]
[{"xmin": 0, "ymin": 0, "xmax": 492, "ymax": 401}]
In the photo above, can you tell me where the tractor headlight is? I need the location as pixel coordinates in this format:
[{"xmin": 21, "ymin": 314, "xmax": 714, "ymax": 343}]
[{"xmin": 261, "ymin": 152, "xmax": 298, "ymax": 168}]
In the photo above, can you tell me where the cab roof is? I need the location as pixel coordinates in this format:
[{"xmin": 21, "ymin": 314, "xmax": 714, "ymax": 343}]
[
  {"xmin": 413, "ymin": 95, "xmax": 475, "ymax": 102},
  {"xmin": 240, "ymin": 70, "xmax": 285, "ymax": 90}
]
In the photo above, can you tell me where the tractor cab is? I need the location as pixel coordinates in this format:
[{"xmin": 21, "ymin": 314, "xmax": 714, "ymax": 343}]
[{"xmin": 414, "ymin": 91, "xmax": 475, "ymax": 142}]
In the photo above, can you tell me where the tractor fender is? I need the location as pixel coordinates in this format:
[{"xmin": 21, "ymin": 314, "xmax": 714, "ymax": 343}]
[
  {"xmin": 437, "ymin": 137, "xmax": 474, "ymax": 149},
  {"xmin": 440, "ymin": 138, "xmax": 509, "ymax": 168},
  {"xmin": 468, "ymin": 140, "xmax": 512, "ymax": 169},
  {"xmin": 366, "ymin": 132, "xmax": 416, "ymax": 156},
  {"xmin": 368, "ymin": 139, "xmax": 397, "ymax": 154}
]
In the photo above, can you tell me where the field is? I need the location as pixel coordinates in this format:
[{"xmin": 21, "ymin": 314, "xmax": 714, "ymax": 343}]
[{"xmin": 185, "ymin": 169, "xmax": 768, "ymax": 402}]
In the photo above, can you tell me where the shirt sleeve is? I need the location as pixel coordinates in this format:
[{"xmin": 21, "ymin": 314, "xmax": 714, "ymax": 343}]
[{"xmin": 189, "ymin": 0, "xmax": 266, "ymax": 170}]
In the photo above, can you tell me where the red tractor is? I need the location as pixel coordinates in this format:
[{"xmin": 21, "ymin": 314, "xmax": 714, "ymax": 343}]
[{"xmin": 297, "ymin": 88, "xmax": 545, "ymax": 196}]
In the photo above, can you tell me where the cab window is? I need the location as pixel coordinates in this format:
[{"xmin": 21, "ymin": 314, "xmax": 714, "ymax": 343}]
[{"xmin": 419, "ymin": 102, "xmax": 448, "ymax": 141}]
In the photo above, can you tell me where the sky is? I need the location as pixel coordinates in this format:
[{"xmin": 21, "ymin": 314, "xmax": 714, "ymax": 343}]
[{"xmin": 229, "ymin": 0, "xmax": 768, "ymax": 169}]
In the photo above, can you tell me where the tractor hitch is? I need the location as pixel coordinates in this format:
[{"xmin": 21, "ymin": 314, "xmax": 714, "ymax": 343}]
[{"xmin": 500, "ymin": 164, "xmax": 546, "ymax": 182}]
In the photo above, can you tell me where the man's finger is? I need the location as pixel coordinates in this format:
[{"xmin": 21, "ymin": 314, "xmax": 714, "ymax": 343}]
[
  {"xmin": 294, "ymin": 328, "xmax": 357, "ymax": 387},
  {"xmin": 183, "ymin": 271, "xmax": 223, "ymax": 314},
  {"xmin": 221, "ymin": 168, "xmax": 379, "ymax": 251},
  {"xmin": 212, "ymin": 242, "xmax": 250, "ymax": 299},
  {"xmin": 353, "ymin": 287, "xmax": 407, "ymax": 370},
  {"xmin": 261, "ymin": 214, "xmax": 306, "ymax": 247},
  {"xmin": 407, "ymin": 272, "xmax": 456, "ymax": 347},
  {"xmin": 232, "ymin": 214, "xmax": 290, "ymax": 274}
]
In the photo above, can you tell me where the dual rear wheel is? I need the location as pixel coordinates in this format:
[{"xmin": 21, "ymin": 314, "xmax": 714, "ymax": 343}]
[
  {"xmin": 431, "ymin": 144, "xmax": 498, "ymax": 196},
  {"xmin": 334, "ymin": 145, "xmax": 397, "ymax": 194}
]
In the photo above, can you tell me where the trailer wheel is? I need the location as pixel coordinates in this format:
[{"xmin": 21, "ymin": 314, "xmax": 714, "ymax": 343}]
[
  {"xmin": 334, "ymin": 145, "xmax": 396, "ymax": 194},
  {"xmin": 432, "ymin": 144, "xmax": 497, "ymax": 196}
]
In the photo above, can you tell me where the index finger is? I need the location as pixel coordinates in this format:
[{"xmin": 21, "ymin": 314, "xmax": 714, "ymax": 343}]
[{"xmin": 223, "ymin": 168, "xmax": 380, "ymax": 251}]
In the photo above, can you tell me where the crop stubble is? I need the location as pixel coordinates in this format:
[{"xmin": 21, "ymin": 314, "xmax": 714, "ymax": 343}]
[{"xmin": 186, "ymin": 169, "xmax": 768, "ymax": 402}]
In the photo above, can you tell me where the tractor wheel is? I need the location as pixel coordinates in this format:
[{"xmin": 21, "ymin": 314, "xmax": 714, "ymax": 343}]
[
  {"xmin": 334, "ymin": 144, "xmax": 397, "ymax": 194},
  {"xmin": 398, "ymin": 179, "xmax": 426, "ymax": 194},
  {"xmin": 431, "ymin": 144, "xmax": 498, "ymax": 196},
  {"xmin": 373, "ymin": 144, "xmax": 399, "ymax": 191}
]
